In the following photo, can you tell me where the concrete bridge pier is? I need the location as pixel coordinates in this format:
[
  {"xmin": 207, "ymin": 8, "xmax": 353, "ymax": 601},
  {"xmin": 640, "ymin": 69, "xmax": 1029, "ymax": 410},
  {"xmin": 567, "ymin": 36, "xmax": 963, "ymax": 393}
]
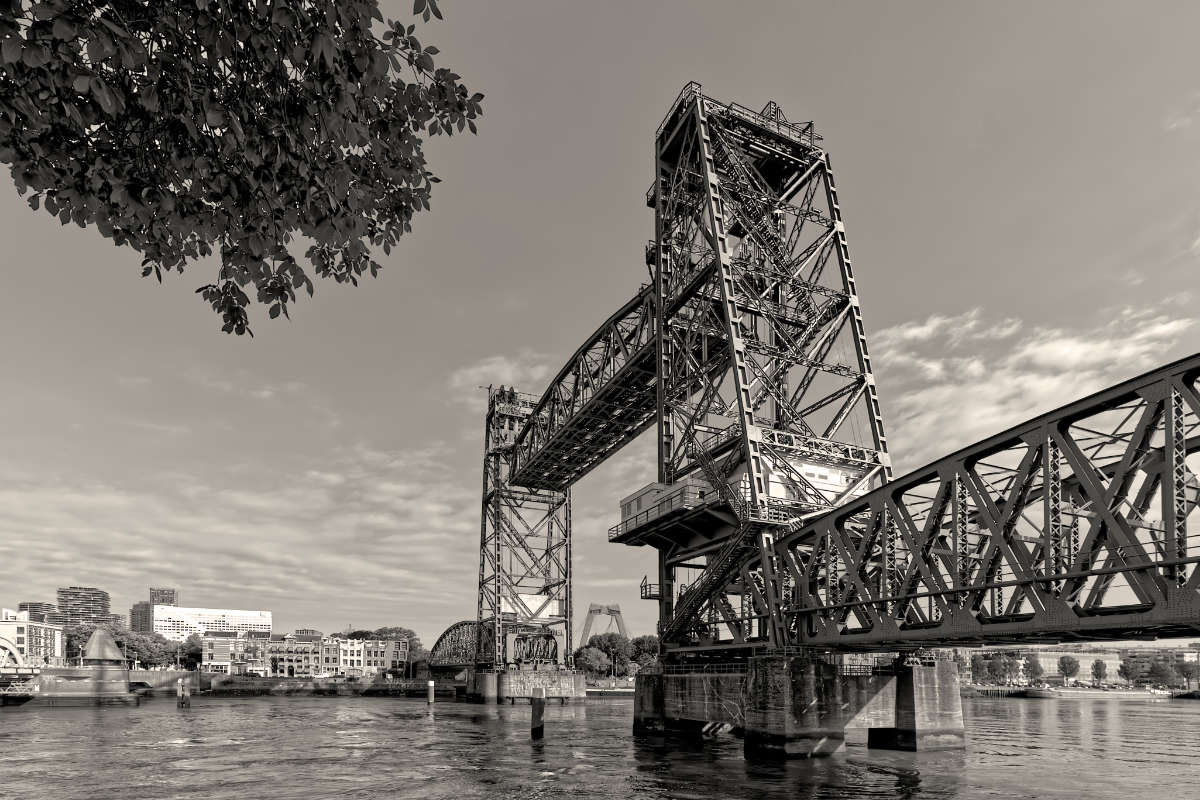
[
  {"xmin": 741, "ymin": 655, "xmax": 916, "ymax": 758},
  {"xmin": 867, "ymin": 659, "xmax": 966, "ymax": 751},
  {"xmin": 634, "ymin": 653, "xmax": 966, "ymax": 759}
]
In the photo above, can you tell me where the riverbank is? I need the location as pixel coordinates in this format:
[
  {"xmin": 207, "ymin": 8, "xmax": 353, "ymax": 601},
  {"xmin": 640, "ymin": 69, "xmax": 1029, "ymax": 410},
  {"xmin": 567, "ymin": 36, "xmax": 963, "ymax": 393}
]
[
  {"xmin": 200, "ymin": 675, "xmax": 455, "ymax": 698},
  {"xmin": 962, "ymin": 684, "xmax": 1191, "ymax": 700}
]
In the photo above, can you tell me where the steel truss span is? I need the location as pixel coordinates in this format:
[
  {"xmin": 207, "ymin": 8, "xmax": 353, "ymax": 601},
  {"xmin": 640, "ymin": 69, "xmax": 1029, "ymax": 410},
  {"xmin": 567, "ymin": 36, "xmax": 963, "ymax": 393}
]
[
  {"xmin": 777, "ymin": 355, "xmax": 1200, "ymax": 649},
  {"xmin": 509, "ymin": 286, "xmax": 657, "ymax": 491}
]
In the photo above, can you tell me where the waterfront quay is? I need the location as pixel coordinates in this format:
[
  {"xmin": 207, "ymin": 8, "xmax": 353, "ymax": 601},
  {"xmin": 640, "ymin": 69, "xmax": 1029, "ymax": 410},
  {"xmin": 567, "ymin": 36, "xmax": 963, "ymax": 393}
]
[{"xmin": 3, "ymin": 694, "xmax": 1199, "ymax": 800}]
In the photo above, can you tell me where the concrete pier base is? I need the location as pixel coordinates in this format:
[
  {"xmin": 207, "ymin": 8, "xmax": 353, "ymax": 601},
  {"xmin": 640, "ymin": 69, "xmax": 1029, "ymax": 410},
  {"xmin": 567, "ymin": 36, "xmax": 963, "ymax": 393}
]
[
  {"xmin": 466, "ymin": 667, "xmax": 585, "ymax": 703},
  {"xmin": 634, "ymin": 653, "xmax": 966, "ymax": 759},
  {"xmin": 867, "ymin": 660, "xmax": 966, "ymax": 751}
]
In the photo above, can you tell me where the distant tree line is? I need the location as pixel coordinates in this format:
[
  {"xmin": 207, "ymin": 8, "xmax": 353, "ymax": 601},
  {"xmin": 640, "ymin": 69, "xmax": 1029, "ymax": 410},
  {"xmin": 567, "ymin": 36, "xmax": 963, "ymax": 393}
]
[
  {"xmin": 966, "ymin": 649, "xmax": 1200, "ymax": 689},
  {"xmin": 572, "ymin": 634, "xmax": 658, "ymax": 679},
  {"xmin": 64, "ymin": 622, "xmax": 198, "ymax": 669}
]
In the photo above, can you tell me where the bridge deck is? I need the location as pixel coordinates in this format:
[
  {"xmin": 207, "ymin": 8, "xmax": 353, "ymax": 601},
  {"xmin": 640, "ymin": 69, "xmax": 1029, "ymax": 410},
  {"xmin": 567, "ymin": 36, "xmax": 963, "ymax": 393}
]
[{"xmin": 509, "ymin": 286, "xmax": 657, "ymax": 490}]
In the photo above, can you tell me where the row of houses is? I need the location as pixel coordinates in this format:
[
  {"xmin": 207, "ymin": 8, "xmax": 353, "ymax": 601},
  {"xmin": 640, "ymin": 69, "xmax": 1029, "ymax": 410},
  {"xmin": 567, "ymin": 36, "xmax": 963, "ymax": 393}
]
[{"xmin": 200, "ymin": 632, "xmax": 409, "ymax": 679}]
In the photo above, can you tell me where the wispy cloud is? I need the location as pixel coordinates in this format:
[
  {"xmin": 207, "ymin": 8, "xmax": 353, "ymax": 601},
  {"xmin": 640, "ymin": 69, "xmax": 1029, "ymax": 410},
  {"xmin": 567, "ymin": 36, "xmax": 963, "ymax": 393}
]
[
  {"xmin": 874, "ymin": 303, "xmax": 1195, "ymax": 473},
  {"xmin": 1165, "ymin": 91, "xmax": 1200, "ymax": 132},
  {"xmin": 115, "ymin": 418, "xmax": 191, "ymax": 437},
  {"xmin": 0, "ymin": 442, "xmax": 478, "ymax": 643},
  {"xmin": 447, "ymin": 348, "xmax": 553, "ymax": 410}
]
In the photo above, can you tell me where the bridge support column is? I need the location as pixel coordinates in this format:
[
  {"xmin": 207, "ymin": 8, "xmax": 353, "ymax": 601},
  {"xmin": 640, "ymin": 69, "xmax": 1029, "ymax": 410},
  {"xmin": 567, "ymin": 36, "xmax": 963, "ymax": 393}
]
[
  {"xmin": 868, "ymin": 658, "xmax": 966, "ymax": 751},
  {"xmin": 632, "ymin": 671, "xmax": 666, "ymax": 734},
  {"xmin": 743, "ymin": 655, "xmax": 847, "ymax": 759},
  {"xmin": 469, "ymin": 670, "xmax": 498, "ymax": 703}
]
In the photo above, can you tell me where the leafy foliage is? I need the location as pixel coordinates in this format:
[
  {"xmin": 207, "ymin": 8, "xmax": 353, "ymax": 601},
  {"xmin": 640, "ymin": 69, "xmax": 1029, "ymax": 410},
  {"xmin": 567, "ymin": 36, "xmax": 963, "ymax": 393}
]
[
  {"xmin": 629, "ymin": 634, "xmax": 659, "ymax": 667},
  {"xmin": 1057, "ymin": 655, "xmax": 1080, "ymax": 681},
  {"xmin": 1026, "ymin": 657, "xmax": 1044, "ymax": 681},
  {"xmin": 64, "ymin": 622, "xmax": 183, "ymax": 667},
  {"xmin": 1117, "ymin": 659, "xmax": 1137, "ymax": 683},
  {"xmin": 970, "ymin": 654, "xmax": 988, "ymax": 683},
  {"xmin": 572, "ymin": 646, "xmax": 610, "ymax": 678},
  {"xmin": 1146, "ymin": 660, "xmax": 1175, "ymax": 686},
  {"xmin": 585, "ymin": 632, "xmax": 632, "ymax": 676},
  {"xmin": 1177, "ymin": 662, "xmax": 1199, "ymax": 689},
  {"xmin": 0, "ymin": 0, "xmax": 482, "ymax": 334},
  {"xmin": 1091, "ymin": 659, "xmax": 1107, "ymax": 682},
  {"xmin": 179, "ymin": 632, "xmax": 204, "ymax": 669}
]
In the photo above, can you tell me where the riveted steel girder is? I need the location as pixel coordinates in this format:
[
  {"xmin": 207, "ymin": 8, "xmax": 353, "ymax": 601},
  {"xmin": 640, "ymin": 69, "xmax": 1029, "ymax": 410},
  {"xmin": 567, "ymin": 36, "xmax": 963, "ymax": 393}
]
[{"xmin": 776, "ymin": 354, "xmax": 1200, "ymax": 649}]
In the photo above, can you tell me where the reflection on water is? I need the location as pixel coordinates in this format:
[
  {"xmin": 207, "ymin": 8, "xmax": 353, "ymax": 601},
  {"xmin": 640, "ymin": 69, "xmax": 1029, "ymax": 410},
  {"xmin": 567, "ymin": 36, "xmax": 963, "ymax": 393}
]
[{"xmin": 1, "ymin": 696, "xmax": 1197, "ymax": 799}]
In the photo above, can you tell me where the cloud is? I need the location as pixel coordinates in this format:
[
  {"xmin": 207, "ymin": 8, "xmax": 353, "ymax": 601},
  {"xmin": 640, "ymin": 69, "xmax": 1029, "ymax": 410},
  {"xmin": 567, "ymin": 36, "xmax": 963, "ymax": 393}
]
[
  {"xmin": 1165, "ymin": 91, "xmax": 1200, "ymax": 131},
  {"xmin": 185, "ymin": 368, "xmax": 306, "ymax": 402},
  {"xmin": 0, "ymin": 442, "xmax": 479, "ymax": 644},
  {"xmin": 874, "ymin": 303, "xmax": 1195, "ymax": 473},
  {"xmin": 115, "ymin": 419, "xmax": 191, "ymax": 437},
  {"xmin": 447, "ymin": 348, "xmax": 554, "ymax": 410},
  {"xmin": 872, "ymin": 307, "xmax": 1022, "ymax": 351}
]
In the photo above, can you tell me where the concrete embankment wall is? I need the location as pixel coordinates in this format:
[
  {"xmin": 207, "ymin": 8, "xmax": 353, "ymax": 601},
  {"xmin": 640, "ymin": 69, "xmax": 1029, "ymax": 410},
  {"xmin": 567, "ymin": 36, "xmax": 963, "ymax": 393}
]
[
  {"xmin": 129, "ymin": 670, "xmax": 197, "ymax": 691},
  {"xmin": 204, "ymin": 676, "xmax": 451, "ymax": 697}
]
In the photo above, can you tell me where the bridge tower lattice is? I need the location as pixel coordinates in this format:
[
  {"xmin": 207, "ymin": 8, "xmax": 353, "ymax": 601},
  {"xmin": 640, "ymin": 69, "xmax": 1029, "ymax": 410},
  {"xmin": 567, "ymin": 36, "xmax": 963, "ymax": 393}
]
[
  {"xmin": 645, "ymin": 83, "xmax": 892, "ymax": 654},
  {"xmin": 475, "ymin": 387, "xmax": 572, "ymax": 668}
]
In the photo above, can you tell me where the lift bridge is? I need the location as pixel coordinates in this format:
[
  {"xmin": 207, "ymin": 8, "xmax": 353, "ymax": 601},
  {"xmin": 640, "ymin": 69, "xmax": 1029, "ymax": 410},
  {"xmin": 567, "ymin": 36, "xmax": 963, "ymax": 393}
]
[{"xmin": 433, "ymin": 83, "xmax": 1200, "ymax": 673}]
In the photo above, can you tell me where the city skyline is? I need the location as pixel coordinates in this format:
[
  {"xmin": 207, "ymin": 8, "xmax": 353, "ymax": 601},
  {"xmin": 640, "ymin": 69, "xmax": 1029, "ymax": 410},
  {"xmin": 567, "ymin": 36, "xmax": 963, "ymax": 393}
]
[{"xmin": 1, "ymin": 1, "xmax": 1198, "ymax": 646}]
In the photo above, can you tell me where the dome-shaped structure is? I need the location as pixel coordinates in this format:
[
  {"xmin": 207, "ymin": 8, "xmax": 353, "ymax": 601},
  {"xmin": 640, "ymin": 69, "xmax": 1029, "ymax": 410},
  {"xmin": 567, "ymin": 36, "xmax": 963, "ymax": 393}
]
[{"xmin": 82, "ymin": 628, "xmax": 125, "ymax": 665}]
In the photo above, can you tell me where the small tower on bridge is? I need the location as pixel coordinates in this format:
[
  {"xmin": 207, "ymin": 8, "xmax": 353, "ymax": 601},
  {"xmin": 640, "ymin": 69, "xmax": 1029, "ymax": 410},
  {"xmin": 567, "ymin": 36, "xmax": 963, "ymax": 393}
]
[{"xmin": 475, "ymin": 386, "xmax": 572, "ymax": 671}]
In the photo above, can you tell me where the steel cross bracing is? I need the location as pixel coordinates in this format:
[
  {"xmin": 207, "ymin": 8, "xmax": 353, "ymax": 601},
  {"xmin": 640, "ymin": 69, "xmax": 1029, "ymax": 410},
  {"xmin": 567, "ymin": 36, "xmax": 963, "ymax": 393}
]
[
  {"xmin": 476, "ymin": 387, "xmax": 572, "ymax": 667},
  {"xmin": 645, "ymin": 83, "xmax": 891, "ymax": 651},
  {"xmin": 776, "ymin": 355, "xmax": 1200, "ymax": 649},
  {"xmin": 509, "ymin": 286, "xmax": 657, "ymax": 491}
]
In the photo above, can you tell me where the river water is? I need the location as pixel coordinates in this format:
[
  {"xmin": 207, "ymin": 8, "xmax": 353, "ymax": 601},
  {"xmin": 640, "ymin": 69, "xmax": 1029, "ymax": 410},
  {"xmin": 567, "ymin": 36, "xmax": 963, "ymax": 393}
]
[{"xmin": 1, "ymin": 696, "xmax": 1197, "ymax": 799}]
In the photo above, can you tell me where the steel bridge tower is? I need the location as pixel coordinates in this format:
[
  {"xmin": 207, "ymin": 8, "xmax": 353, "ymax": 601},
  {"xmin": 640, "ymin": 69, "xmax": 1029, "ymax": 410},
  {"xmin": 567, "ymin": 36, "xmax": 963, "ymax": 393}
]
[
  {"xmin": 612, "ymin": 83, "xmax": 893, "ymax": 657},
  {"xmin": 475, "ymin": 387, "xmax": 572, "ymax": 668}
]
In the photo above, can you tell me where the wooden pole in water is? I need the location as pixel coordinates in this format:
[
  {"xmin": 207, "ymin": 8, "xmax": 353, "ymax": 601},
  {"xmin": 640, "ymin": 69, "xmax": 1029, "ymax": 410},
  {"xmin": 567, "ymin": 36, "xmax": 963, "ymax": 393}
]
[
  {"xmin": 427, "ymin": 679, "xmax": 435, "ymax": 704},
  {"xmin": 176, "ymin": 678, "xmax": 190, "ymax": 708},
  {"xmin": 531, "ymin": 686, "xmax": 545, "ymax": 740}
]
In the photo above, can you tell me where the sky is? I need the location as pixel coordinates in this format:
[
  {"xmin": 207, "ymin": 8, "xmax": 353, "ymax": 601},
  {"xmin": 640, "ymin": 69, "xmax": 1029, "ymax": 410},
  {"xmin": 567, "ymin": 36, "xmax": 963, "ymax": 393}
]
[{"xmin": 0, "ymin": 1, "xmax": 1197, "ymax": 649}]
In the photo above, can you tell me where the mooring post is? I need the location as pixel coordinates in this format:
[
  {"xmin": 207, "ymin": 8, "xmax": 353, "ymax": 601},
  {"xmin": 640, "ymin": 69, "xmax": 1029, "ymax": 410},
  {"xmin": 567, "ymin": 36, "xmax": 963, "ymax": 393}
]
[
  {"xmin": 531, "ymin": 686, "xmax": 546, "ymax": 740},
  {"xmin": 427, "ymin": 680, "xmax": 435, "ymax": 705},
  {"xmin": 176, "ymin": 677, "xmax": 190, "ymax": 709}
]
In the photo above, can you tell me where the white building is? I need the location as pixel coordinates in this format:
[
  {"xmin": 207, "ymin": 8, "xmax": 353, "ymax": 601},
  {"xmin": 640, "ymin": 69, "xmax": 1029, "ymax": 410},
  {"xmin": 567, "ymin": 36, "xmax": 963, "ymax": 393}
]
[
  {"xmin": 335, "ymin": 637, "xmax": 409, "ymax": 677},
  {"xmin": 152, "ymin": 605, "xmax": 272, "ymax": 642},
  {"xmin": 0, "ymin": 608, "xmax": 64, "ymax": 667}
]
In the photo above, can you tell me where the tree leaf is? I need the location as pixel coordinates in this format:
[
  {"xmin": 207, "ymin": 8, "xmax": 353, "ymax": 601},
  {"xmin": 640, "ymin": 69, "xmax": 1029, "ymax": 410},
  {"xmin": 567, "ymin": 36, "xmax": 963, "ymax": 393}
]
[
  {"xmin": 51, "ymin": 17, "xmax": 76, "ymax": 40},
  {"xmin": 1, "ymin": 38, "xmax": 21, "ymax": 64}
]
